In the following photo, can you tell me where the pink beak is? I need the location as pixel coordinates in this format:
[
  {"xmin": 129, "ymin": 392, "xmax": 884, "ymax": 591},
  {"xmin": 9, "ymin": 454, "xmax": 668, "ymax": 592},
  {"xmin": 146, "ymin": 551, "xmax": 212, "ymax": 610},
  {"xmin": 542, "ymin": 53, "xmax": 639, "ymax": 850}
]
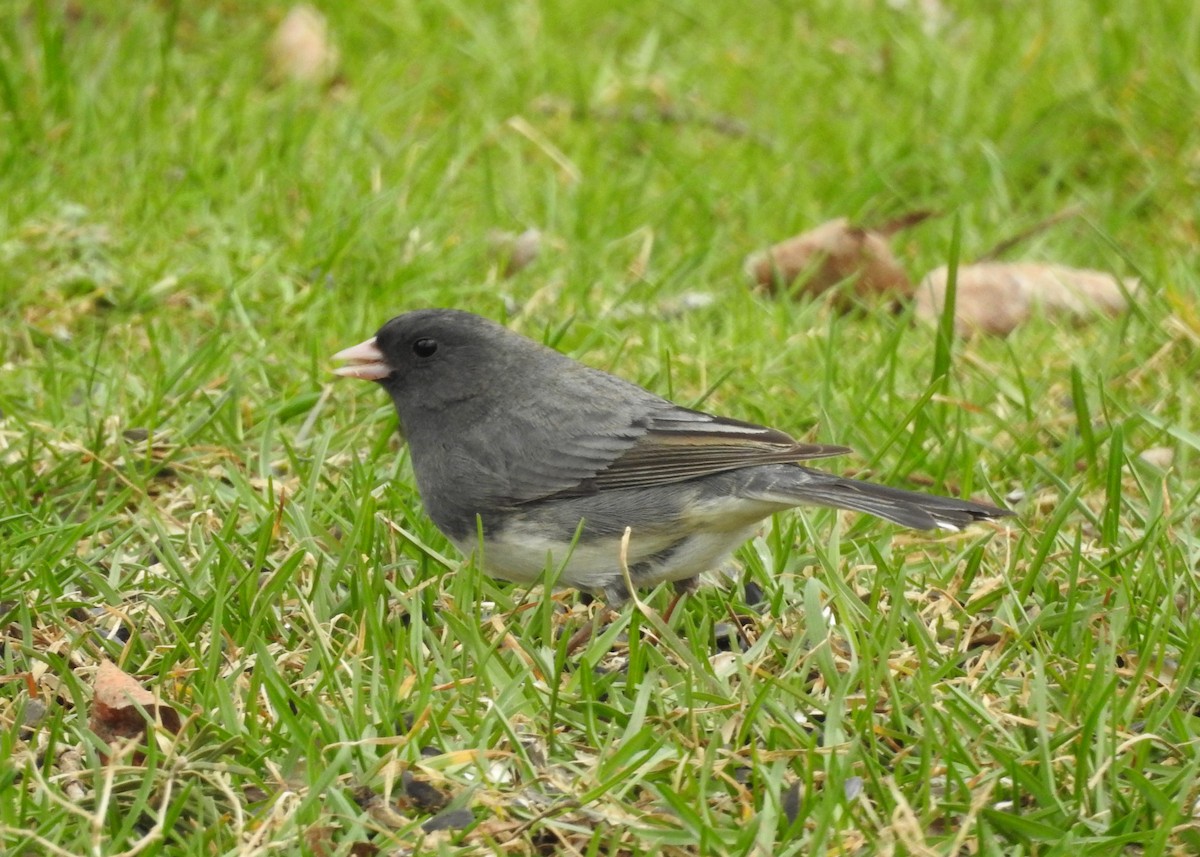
[{"xmin": 332, "ymin": 337, "xmax": 393, "ymax": 381}]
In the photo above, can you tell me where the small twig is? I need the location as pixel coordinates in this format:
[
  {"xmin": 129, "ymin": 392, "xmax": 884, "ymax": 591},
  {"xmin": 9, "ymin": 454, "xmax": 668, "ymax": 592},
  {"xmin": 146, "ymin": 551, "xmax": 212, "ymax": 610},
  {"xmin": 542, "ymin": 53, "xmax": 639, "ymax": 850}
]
[
  {"xmin": 723, "ymin": 602, "xmax": 754, "ymax": 652},
  {"xmin": 868, "ymin": 209, "xmax": 938, "ymax": 238},
  {"xmin": 499, "ymin": 799, "xmax": 584, "ymax": 845},
  {"xmin": 539, "ymin": 98, "xmax": 776, "ymax": 148},
  {"xmin": 976, "ymin": 205, "xmax": 1085, "ymax": 261}
]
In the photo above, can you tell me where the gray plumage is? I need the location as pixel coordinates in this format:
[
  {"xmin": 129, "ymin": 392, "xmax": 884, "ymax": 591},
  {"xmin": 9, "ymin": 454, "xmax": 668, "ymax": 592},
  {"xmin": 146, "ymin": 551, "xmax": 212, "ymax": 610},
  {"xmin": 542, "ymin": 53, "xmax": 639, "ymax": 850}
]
[{"xmin": 334, "ymin": 309, "xmax": 1011, "ymax": 605}]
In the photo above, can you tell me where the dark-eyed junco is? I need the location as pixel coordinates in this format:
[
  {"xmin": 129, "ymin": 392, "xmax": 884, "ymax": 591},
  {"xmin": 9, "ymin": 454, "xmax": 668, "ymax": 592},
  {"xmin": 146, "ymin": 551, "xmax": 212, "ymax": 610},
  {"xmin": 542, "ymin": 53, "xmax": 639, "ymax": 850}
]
[{"xmin": 334, "ymin": 309, "xmax": 1011, "ymax": 606}]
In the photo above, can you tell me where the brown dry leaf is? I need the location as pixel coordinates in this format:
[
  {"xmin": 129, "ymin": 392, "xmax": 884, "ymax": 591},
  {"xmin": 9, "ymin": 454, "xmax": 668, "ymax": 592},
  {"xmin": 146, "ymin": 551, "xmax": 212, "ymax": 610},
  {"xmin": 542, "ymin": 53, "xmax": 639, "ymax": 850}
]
[
  {"xmin": 89, "ymin": 660, "xmax": 181, "ymax": 752},
  {"xmin": 268, "ymin": 6, "xmax": 340, "ymax": 85},
  {"xmin": 401, "ymin": 769, "xmax": 451, "ymax": 813},
  {"xmin": 745, "ymin": 218, "xmax": 914, "ymax": 307},
  {"xmin": 303, "ymin": 826, "xmax": 332, "ymax": 857},
  {"xmin": 915, "ymin": 262, "xmax": 1137, "ymax": 337}
]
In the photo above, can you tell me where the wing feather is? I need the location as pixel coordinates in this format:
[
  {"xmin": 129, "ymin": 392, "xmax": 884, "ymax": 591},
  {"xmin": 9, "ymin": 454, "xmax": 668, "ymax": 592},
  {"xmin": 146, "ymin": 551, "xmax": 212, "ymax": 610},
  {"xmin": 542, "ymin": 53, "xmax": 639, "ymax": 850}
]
[{"xmin": 529, "ymin": 406, "xmax": 850, "ymax": 500}]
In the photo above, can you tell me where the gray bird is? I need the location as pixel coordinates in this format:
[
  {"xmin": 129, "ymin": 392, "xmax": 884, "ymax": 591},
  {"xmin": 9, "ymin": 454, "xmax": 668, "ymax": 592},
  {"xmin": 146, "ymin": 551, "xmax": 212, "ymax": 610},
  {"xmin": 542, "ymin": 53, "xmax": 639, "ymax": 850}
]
[{"xmin": 334, "ymin": 309, "xmax": 1011, "ymax": 607}]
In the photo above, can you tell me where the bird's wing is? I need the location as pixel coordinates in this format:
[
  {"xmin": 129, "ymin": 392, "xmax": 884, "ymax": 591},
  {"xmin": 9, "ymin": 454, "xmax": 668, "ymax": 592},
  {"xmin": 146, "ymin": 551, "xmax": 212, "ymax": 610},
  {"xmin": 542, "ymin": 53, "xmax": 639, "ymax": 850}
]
[{"xmin": 528, "ymin": 406, "xmax": 850, "ymax": 501}]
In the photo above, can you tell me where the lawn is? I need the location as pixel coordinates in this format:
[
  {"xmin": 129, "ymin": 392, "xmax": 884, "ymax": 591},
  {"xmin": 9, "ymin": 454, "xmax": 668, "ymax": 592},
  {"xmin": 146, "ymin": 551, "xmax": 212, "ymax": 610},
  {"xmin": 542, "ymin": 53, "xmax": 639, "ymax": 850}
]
[{"xmin": 2, "ymin": 1, "xmax": 1199, "ymax": 854}]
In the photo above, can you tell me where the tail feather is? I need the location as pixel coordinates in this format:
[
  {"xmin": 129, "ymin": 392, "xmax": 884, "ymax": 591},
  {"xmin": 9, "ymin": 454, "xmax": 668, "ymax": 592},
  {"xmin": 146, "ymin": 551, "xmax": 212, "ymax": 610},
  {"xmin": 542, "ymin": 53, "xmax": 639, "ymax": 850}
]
[{"xmin": 753, "ymin": 467, "xmax": 1012, "ymax": 531}]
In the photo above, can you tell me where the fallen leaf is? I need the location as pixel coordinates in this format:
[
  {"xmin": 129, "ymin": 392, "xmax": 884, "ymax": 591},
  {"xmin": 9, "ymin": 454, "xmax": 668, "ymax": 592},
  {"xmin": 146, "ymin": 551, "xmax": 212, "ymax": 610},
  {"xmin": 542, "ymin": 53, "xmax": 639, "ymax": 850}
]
[
  {"xmin": 304, "ymin": 826, "xmax": 336, "ymax": 857},
  {"xmin": 268, "ymin": 6, "xmax": 340, "ymax": 85},
  {"xmin": 745, "ymin": 217, "xmax": 915, "ymax": 307},
  {"xmin": 88, "ymin": 660, "xmax": 180, "ymax": 755},
  {"xmin": 967, "ymin": 631, "xmax": 1004, "ymax": 650},
  {"xmin": 402, "ymin": 769, "xmax": 451, "ymax": 813},
  {"xmin": 915, "ymin": 262, "xmax": 1137, "ymax": 336}
]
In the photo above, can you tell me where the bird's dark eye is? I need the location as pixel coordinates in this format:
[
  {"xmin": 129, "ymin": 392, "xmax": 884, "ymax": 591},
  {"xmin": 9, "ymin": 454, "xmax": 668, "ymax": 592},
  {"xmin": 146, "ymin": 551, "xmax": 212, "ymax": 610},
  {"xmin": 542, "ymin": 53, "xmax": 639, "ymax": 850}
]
[{"xmin": 412, "ymin": 338, "xmax": 438, "ymax": 358}]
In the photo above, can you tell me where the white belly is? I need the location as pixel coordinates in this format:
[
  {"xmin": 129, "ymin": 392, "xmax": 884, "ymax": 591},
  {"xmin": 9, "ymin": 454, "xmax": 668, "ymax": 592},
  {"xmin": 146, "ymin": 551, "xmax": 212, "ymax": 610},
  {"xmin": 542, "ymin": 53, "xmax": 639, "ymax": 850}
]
[{"xmin": 450, "ymin": 519, "xmax": 762, "ymax": 596}]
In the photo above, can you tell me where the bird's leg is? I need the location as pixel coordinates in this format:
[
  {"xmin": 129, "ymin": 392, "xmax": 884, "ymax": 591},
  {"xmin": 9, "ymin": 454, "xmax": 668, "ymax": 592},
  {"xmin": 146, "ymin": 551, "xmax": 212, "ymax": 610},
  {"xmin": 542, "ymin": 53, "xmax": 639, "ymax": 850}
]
[
  {"xmin": 567, "ymin": 576, "xmax": 694, "ymax": 654},
  {"xmin": 565, "ymin": 593, "xmax": 619, "ymax": 655},
  {"xmin": 565, "ymin": 580, "xmax": 631, "ymax": 655},
  {"xmin": 565, "ymin": 610, "xmax": 601, "ymax": 654},
  {"xmin": 662, "ymin": 576, "xmax": 698, "ymax": 623}
]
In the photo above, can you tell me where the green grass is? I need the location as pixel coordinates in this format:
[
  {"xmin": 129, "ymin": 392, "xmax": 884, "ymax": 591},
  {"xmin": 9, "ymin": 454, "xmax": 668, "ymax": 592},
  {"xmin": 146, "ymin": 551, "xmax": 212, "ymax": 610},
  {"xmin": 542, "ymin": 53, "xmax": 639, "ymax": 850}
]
[{"xmin": 2, "ymin": 0, "xmax": 1199, "ymax": 854}]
